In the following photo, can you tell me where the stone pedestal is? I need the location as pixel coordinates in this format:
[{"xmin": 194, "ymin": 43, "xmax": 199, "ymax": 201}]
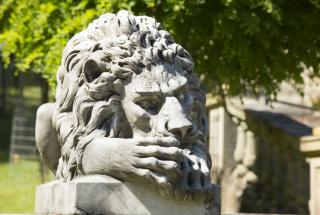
[
  {"xmin": 35, "ymin": 175, "xmax": 220, "ymax": 215},
  {"xmin": 300, "ymin": 136, "xmax": 320, "ymax": 215}
]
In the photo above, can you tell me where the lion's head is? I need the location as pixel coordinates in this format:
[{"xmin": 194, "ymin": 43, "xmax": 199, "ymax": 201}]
[{"xmin": 52, "ymin": 10, "xmax": 208, "ymax": 181}]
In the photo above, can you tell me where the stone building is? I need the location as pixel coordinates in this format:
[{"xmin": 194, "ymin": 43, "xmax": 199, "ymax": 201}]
[{"xmin": 206, "ymin": 82, "xmax": 320, "ymax": 214}]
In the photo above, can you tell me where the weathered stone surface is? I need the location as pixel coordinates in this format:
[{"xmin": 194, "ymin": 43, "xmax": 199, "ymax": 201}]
[{"xmin": 35, "ymin": 175, "xmax": 220, "ymax": 215}]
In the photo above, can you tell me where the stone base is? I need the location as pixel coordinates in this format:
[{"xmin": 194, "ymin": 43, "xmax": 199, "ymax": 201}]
[{"xmin": 35, "ymin": 175, "xmax": 220, "ymax": 215}]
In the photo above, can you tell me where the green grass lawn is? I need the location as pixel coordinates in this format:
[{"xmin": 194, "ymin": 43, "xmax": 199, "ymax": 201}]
[{"xmin": 0, "ymin": 158, "xmax": 41, "ymax": 213}]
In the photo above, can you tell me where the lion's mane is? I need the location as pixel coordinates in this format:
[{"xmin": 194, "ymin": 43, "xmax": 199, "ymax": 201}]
[{"xmin": 52, "ymin": 10, "xmax": 207, "ymax": 181}]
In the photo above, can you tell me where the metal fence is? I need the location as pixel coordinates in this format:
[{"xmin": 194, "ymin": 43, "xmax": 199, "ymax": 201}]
[{"xmin": 9, "ymin": 104, "xmax": 38, "ymax": 161}]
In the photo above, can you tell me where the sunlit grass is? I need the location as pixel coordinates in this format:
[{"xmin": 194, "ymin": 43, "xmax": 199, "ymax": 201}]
[{"xmin": 0, "ymin": 159, "xmax": 41, "ymax": 213}]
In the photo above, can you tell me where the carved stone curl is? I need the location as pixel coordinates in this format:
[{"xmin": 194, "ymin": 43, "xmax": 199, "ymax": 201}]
[{"xmin": 36, "ymin": 10, "xmax": 213, "ymax": 202}]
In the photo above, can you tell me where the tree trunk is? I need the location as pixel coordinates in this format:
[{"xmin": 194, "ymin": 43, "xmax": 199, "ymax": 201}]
[
  {"xmin": 8, "ymin": 54, "xmax": 23, "ymax": 99},
  {"xmin": 41, "ymin": 77, "xmax": 49, "ymax": 104},
  {"xmin": 40, "ymin": 76, "xmax": 50, "ymax": 182},
  {"xmin": 17, "ymin": 72, "xmax": 24, "ymax": 98},
  {"xmin": 0, "ymin": 53, "xmax": 5, "ymax": 111}
]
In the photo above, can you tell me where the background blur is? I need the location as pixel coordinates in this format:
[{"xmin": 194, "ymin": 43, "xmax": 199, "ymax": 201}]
[{"xmin": 0, "ymin": 0, "xmax": 320, "ymax": 214}]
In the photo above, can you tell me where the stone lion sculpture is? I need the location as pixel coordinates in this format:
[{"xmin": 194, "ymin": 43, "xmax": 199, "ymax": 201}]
[{"xmin": 36, "ymin": 10, "xmax": 213, "ymax": 201}]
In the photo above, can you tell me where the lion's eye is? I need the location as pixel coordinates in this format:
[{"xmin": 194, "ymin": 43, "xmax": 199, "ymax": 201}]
[
  {"xmin": 174, "ymin": 87, "xmax": 190, "ymax": 103},
  {"xmin": 176, "ymin": 92, "xmax": 193, "ymax": 107},
  {"xmin": 177, "ymin": 93, "xmax": 187, "ymax": 103},
  {"xmin": 135, "ymin": 98, "xmax": 161, "ymax": 115}
]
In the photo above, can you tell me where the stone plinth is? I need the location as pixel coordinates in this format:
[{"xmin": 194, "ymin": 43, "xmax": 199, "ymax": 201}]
[
  {"xmin": 300, "ymin": 136, "xmax": 320, "ymax": 215},
  {"xmin": 35, "ymin": 175, "xmax": 220, "ymax": 215}
]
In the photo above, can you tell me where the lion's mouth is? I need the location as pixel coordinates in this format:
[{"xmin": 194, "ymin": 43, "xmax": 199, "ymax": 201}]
[{"xmin": 151, "ymin": 128, "xmax": 205, "ymax": 149}]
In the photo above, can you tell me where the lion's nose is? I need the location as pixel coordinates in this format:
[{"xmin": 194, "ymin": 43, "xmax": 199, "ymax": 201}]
[
  {"xmin": 163, "ymin": 97, "xmax": 194, "ymax": 140},
  {"xmin": 166, "ymin": 120, "xmax": 193, "ymax": 140}
]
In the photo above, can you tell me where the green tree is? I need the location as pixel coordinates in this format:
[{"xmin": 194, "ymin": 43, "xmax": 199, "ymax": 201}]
[{"xmin": 0, "ymin": 0, "xmax": 319, "ymax": 99}]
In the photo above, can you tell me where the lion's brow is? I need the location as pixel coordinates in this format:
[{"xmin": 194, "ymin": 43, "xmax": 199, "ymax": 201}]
[
  {"xmin": 135, "ymin": 82, "xmax": 188, "ymax": 96},
  {"xmin": 135, "ymin": 91, "xmax": 162, "ymax": 97}
]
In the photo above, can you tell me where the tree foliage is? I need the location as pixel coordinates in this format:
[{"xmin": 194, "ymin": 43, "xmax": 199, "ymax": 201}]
[{"xmin": 0, "ymin": 0, "xmax": 320, "ymax": 98}]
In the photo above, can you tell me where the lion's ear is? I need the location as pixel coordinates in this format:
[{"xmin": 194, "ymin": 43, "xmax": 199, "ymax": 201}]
[{"xmin": 83, "ymin": 58, "xmax": 105, "ymax": 83}]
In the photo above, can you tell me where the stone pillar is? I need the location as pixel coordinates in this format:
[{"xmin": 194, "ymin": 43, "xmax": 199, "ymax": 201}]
[
  {"xmin": 300, "ymin": 136, "xmax": 320, "ymax": 215},
  {"xmin": 308, "ymin": 157, "xmax": 320, "ymax": 215},
  {"xmin": 221, "ymin": 123, "xmax": 257, "ymax": 214}
]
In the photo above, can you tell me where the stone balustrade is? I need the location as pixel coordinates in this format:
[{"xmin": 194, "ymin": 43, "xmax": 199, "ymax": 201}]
[{"xmin": 207, "ymin": 105, "xmax": 310, "ymax": 214}]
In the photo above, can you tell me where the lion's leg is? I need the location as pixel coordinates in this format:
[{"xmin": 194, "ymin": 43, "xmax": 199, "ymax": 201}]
[{"xmin": 35, "ymin": 103, "xmax": 60, "ymax": 173}]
